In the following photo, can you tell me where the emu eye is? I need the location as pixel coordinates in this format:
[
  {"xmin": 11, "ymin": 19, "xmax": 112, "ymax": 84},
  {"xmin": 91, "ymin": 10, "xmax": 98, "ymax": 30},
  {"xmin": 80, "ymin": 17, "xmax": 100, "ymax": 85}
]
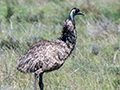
[{"xmin": 75, "ymin": 9, "xmax": 80, "ymax": 13}]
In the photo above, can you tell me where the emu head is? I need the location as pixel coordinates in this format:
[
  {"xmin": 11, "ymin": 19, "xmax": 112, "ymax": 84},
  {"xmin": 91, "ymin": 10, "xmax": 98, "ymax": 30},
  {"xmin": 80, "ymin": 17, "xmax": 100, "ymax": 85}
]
[{"xmin": 69, "ymin": 7, "xmax": 84, "ymax": 21}]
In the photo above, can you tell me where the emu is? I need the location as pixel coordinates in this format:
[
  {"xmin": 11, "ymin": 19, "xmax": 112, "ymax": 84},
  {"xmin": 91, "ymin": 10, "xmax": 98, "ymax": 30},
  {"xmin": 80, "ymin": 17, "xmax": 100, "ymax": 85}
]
[{"xmin": 17, "ymin": 7, "xmax": 84, "ymax": 90}]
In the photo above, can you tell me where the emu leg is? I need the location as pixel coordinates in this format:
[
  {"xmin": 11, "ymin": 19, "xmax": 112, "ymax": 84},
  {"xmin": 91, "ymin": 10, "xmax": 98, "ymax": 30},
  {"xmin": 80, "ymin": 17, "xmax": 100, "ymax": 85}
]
[
  {"xmin": 34, "ymin": 73, "xmax": 39, "ymax": 90},
  {"xmin": 39, "ymin": 73, "xmax": 44, "ymax": 90}
]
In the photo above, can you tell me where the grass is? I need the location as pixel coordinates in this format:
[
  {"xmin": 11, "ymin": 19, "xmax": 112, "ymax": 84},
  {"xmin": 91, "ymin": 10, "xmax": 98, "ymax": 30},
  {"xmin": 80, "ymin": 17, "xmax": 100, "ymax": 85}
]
[{"xmin": 0, "ymin": 0, "xmax": 120, "ymax": 90}]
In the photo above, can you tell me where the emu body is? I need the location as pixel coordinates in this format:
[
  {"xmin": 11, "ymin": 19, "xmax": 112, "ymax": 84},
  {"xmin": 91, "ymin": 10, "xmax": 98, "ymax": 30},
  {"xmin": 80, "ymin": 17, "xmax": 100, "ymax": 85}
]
[
  {"xmin": 17, "ymin": 8, "xmax": 84, "ymax": 90},
  {"xmin": 17, "ymin": 40, "xmax": 72, "ymax": 73}
]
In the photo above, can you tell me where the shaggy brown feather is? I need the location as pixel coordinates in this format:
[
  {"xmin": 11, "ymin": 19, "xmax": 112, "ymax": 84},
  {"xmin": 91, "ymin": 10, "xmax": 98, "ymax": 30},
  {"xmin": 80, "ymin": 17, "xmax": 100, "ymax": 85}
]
[{"xmin": 17, "ymin": 19, "xmax": 76, "ymax": 74}]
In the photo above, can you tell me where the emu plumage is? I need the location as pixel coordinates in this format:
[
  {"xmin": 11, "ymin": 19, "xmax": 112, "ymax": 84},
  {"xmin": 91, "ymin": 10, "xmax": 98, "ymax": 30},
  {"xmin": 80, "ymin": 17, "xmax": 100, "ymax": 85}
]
[{"xmin": 17, "ymin": 7, "xmax": 84, "ymax": 90}]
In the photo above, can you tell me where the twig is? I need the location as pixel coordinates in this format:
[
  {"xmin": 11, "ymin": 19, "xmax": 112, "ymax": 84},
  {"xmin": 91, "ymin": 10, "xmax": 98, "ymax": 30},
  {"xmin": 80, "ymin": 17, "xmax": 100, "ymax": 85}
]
[
  {"xmin": 70, "ymin": 68, "xmax": 80, "ymax": 75},
  {"xmin": 113, "ymin": 49, "xmax": 119, "ymax": 65}
]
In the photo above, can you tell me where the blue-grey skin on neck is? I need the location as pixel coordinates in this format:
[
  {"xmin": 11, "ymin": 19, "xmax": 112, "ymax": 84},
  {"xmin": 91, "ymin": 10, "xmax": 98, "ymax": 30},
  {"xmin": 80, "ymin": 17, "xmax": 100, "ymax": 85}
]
[{"xmin": 69, "ymin": 10, "xmax": 75, "ymax": 21}]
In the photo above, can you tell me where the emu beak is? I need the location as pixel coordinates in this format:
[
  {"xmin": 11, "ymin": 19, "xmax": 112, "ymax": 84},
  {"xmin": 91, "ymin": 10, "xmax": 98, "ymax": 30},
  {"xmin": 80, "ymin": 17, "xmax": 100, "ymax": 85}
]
[{"xmin": 78, "ymin": 11, "xmax": 84, "ymax": 16}]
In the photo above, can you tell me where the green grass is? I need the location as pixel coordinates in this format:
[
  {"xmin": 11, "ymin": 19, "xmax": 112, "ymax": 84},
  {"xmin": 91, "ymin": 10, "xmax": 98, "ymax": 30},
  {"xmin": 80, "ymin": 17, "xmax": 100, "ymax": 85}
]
[{"xmin": 0, "ymin": 0, "xmax": 120, "ymax": 90}]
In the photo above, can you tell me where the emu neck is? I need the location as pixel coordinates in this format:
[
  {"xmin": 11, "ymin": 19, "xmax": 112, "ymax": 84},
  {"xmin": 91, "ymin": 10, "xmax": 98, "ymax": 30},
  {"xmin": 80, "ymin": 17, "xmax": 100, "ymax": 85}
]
[
  {"xmin": 61, "ymin": 19, "xmax": 77, "ymax": 49},
  {"xmin": 69, "ymin": 12, "xmax": 74, "ymax": 21}
]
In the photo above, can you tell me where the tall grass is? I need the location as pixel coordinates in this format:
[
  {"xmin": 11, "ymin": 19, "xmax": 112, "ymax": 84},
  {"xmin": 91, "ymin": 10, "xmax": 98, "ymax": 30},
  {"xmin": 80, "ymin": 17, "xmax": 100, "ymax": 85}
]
[{"xmin": 0, "ymin": 0, "xmax": 120, "ymax": 90}]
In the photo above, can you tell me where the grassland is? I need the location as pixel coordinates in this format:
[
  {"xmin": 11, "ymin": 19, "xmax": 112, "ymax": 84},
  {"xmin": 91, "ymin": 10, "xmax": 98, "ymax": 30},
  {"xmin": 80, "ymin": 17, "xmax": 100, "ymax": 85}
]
[{"xmin": 0, "ymin": 0, "xmax": 120, "ymax": 90}]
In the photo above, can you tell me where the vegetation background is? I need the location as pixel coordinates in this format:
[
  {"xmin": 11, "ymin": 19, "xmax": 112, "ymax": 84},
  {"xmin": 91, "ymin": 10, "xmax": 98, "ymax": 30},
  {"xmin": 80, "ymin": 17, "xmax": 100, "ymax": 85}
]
[{"xmin": 0, "ymin": 0, "xmax": 120, "ymax": 90}]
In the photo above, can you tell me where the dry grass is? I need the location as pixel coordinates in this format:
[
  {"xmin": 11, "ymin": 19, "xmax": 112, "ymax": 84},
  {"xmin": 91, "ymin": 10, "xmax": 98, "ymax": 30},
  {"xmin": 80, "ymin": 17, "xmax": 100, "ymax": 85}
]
[{"xmin": 0, "ymin": 0, "xmax": 120, "ymax": 90}]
